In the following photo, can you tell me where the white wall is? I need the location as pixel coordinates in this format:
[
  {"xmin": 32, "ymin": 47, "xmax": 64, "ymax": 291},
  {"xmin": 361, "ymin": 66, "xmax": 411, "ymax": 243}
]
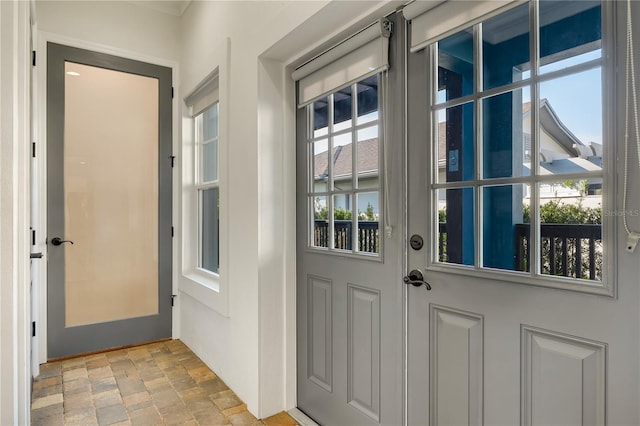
[
  {"xmin": 0, "ymin": 0, "xmax": 32, "ymax": 423},
  {"xmin": 179, "ymin": 1, "xmax": 401, "ymax": 417},
  {"xmin": 35, "ymin": 1, "xmax": 180, "ymax": 62},
  {"xmin": 178, "ymin": 1, "xmax": 329, "ymax": 416}
]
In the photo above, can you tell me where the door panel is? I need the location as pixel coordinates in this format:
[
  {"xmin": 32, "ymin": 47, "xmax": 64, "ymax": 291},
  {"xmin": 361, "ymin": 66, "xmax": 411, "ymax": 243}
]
[
  {"xmin": 296, "ymin": 14, "xmax": 405, "ymax": 426},
  {"xmin": 407, "ymin": 2, "xmax": 638, "ymax": 425},
  {"xmin": 347, "ymin": 284, "xmax": 381, "ymax": 421},
  {"xmin": 307, "ymin": 275, "xmax": 333, "ymax": 392},
  {"xmin": 47, "ymin": 43, "xmax": 172, "ymax": 359},
  {"xmin": 429, "ymin": 305, "xmax": 483, "ymax": 426},
  {"xmin": 521, "ymin": 326, "xmax": 606, "ymax": 426}
]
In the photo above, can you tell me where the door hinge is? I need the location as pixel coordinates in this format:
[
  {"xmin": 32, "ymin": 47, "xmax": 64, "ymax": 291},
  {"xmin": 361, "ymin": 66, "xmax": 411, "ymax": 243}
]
[
  {"xmin": 171, "ymin": 294, "xmax": 177, "ymax": 307},
  {"xmin": 32, "ymin": 51, "xmax": 36, "ymax": 67},
  {"xmin": 169, "ymin": 155, "xmax": 175, "ymax": 168},
  {"xmin": 32, "ymin": 142, "xmax": 36, "ymax": 158},
  {"xmin": 32, "ymin": 321, "xmax": 36, "ymax": 337},
  {"xmin": 171, "ymin": 87, "xmax": 174, "ymax": 99}
]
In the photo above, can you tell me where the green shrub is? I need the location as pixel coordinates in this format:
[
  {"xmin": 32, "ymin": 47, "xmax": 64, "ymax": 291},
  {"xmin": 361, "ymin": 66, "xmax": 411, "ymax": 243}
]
[{"xmin": 522, "ymin": 201, "xmax": 601, "ymax": 224}]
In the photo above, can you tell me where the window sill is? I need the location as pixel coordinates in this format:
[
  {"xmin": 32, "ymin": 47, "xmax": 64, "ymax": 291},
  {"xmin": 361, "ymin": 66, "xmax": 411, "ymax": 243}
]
[
  {"xmin": 179, "ymin": 270, "xmax": 229, "ymax": 317},
  {"xmin": 425, "ymin": 263, "xmax": 614, "ymax": 298}
]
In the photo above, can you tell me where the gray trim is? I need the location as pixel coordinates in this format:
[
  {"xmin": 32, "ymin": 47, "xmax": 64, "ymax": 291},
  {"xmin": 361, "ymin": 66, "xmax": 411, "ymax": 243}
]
[{"xmin": 46, "ymin": 42, "xmax": 173, "ymax": 359}]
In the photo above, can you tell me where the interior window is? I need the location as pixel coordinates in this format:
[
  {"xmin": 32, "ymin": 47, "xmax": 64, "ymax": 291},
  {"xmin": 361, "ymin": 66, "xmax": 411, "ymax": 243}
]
[{"xmin": 195, "ymin": 103, "xmax": 220, "ymax": 274}]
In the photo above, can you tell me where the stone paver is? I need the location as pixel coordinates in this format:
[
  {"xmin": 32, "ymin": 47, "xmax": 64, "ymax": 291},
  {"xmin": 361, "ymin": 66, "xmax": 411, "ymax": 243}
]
[{"xmin": 31, "ymin": 340, "xmax": 298, "ymax": 425}]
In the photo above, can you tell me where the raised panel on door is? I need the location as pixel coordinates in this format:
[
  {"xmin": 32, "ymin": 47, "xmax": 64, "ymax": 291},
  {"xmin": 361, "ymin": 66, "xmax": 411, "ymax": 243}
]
[
  {"xmin": 430, "ymin": 305, "xmax": 483, "ymax": 426},
  {"xmin": 307, "ymin": 275, "xmax": 333, "ymax": 392},
  {"xmin": 347, "ymin": 284, "xmax": 381, "ymax": 422},
  {"xmin": 521, "ymin": 325, "xmax": 606, "ymax": 426}
]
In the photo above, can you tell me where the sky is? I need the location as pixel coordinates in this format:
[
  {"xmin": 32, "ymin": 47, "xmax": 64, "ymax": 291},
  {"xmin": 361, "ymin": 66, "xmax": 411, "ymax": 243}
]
[
  {"xmin": 528, "ymin": 49, "xmax": 603, "ymax": 145},
  {"xmin": 434, "ymin": 49, "xmax": 604, "ymax": 146}
]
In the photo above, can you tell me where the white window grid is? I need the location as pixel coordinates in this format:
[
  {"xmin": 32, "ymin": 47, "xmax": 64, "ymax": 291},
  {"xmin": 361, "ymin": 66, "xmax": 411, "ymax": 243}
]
[
  {"xmin": 306, "ymin": 78, "xmax": 383, "ymax": 257},
  {"xmin": 428, "ymin": 0, "xmax": 612, "ymax": 290}
]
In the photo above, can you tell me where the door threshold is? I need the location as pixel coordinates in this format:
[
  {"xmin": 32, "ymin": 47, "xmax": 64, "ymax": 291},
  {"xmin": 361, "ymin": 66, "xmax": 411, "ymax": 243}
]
[
  {"xmin": 46, "ymin": 337, "xmax": 172, "ymax": 363},
  {"xmin": 288, "ymin": 408, "xmax": 319, "ymax": 426}
]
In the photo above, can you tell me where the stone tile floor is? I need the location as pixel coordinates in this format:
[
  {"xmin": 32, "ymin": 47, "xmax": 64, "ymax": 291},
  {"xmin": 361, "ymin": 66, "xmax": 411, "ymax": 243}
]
[{"xmin": 31, "ymin": 340, "xmax": 298, "ymax": 425}]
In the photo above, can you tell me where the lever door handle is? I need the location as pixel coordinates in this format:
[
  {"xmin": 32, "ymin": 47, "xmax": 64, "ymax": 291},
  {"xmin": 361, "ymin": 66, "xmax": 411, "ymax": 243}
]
[
  {"xmin": 403, "ymin": 269, "xmax": 431, "ymax": 290},
  {"xmin": 50, "ymin": 237, "xmax": 74, "ymax": 246}
]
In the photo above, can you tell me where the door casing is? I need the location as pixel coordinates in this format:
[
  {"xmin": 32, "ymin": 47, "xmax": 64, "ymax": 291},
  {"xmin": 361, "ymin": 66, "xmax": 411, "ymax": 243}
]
[{"xmin": 33, "ymin": 33, "xmax": 179, "ymax": 363}]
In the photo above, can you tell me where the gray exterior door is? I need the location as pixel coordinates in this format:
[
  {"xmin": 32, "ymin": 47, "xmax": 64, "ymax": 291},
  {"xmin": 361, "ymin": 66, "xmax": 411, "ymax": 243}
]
[
  {"xmin": 296, "ymin": 14, "xmax": 405, "ymax": 426},
  {"xmin": 405, "ymin": 2, "xmax": 640, "ymax": 425},
  {"xmin": 46, "ymin": 43, "xmax": 172, "ymax": 359}
]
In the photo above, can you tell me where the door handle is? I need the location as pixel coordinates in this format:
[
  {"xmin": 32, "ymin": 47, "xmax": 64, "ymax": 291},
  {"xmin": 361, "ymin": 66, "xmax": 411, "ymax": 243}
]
[
  {"xmin": 403, "ymin": 269, "xmax": 431, "ymax": 290},
  {"xmin": 50, "ymin": 237, "xmax": 74, "ymax": 246}
]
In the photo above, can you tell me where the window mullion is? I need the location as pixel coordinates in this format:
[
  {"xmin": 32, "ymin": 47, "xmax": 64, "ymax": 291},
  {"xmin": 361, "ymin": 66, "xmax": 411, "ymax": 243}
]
[
  {"xmin": 530, "ymin": 0, "xmax": 540, "ymax": 278},
  {"xmin": 474, "ymin": 23, "xmax": 483, "ymax": 270},
  {"xmin": 307, "ymin": 106, "xmax": 314, "ymax": 196},
  {"xmin": 351, "ymin": 83, "xmax": 359, "ymax": 252},
  {"xmin": 328, "ymin": 94, "xmax": 335, "ymax": 250}
]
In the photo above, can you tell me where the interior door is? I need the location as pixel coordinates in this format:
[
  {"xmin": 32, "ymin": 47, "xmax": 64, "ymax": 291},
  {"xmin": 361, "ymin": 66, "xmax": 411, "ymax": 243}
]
[
  {"xmin": 407, "ymin": 1, "xmax": 639, "ymax": 425},
  {"xmin": 296, "ymin": 15, "xmax": 405, "ymax": 426},
  {"xmin": 46, "ymin": 43, "xmax": 173, "ymax": 359}
]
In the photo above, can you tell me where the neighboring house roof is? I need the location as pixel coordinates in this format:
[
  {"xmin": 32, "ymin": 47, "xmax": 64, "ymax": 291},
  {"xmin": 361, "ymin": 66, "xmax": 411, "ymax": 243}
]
[
  {"xmin": 437, "ymin": 98, "xmax": 602, "ymax": 173},
  {"xmin": 314, "ymin": 101, "xmax": 601, "ymax": 181},
  {"xmin": 314, "ymin": 138, "xmax": 378, "ymax": 181},
  {"xmin": 527, "ymin": 156, "xmax": 602, "ymax": 175},
  {"xmin": 524, "ymin": 98, "xmax": 584, "ymax": 156}
]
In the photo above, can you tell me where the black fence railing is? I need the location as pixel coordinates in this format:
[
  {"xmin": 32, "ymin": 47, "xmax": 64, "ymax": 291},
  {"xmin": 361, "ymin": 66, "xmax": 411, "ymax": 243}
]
[
  {"xmin": 314, "ymin": 220, "xmax": 380, "ymax": 253},
  {"xmin": 438, "ymin": 222, "xmax": 447, "ymax": 262},
  {"xmin": 314, "ymin": 220, "xmax": 602, "ymax": 280},
  {"xmin": 439, "ymin": 222, "xmax": 602, "ymax": 280},
  {"xmin": 514, "ymin": 223, "xmax": 602, "ymax": 280}
]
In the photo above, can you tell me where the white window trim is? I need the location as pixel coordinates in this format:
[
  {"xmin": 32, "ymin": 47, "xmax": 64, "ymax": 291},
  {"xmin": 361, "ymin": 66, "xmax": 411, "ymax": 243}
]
[
  {"xmin": 180, "ymin": 38, "xmax": 230, "ymax": 316},
  {"xmin": 422, "ymin": 1, "xmax": 617, "ymax": 297}
]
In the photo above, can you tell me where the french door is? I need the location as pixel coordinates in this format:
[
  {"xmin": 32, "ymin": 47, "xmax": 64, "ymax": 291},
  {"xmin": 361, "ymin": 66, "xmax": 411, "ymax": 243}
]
[
  {"xmin": 295, "ymin": 13, "xmax": 405, "ymax": 426},
  {"xmin": 46, "ymin": 43, "xmax": 173, "ymax": 359},
  {"xmin": 406, "ymin": 1, "xmax": 639, "ymax": 425}
]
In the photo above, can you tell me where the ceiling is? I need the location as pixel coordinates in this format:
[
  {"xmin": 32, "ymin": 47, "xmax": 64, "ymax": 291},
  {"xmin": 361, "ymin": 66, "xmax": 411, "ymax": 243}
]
[{"xmin": 128, "ymin": 0, "xmax": 192, "ymax": 16}]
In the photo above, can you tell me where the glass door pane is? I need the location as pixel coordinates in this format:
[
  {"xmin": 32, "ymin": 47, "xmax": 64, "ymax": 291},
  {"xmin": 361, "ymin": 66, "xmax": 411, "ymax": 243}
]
[{"xmin": 64, "ymin": 61, "xmax": 159, "ymax": 327}]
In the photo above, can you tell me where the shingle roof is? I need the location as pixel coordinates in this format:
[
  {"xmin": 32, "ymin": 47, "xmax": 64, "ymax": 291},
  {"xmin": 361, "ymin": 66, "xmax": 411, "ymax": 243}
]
[{"xmin": 313, "ymin": 138, "xmax": 379, "ymax": 180}]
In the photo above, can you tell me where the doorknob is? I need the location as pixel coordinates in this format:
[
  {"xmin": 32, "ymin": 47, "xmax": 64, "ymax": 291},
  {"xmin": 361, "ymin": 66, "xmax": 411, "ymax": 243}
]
[
  {"xmin": 403, "ymin": 269, "xmax": 431, "ymax": 290},
  {"xmin": 50, "ymin": 237, "xmax": 74, "ymax": 246}
]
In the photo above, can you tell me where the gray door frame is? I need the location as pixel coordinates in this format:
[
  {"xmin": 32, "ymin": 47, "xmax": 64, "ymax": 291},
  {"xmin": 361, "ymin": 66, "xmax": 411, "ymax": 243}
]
[{"xmin": 46, "ymin": 42, "xmax": 173, "ymax": 359}]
